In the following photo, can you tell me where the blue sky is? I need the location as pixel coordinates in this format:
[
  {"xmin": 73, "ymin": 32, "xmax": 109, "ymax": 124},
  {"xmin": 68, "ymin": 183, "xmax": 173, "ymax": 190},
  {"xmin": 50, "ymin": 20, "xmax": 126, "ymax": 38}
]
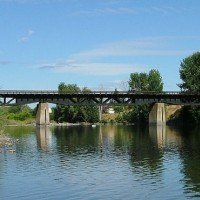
[{"xmin": 0, "ymin": 0, "xmax": 200, "ymax": 91}]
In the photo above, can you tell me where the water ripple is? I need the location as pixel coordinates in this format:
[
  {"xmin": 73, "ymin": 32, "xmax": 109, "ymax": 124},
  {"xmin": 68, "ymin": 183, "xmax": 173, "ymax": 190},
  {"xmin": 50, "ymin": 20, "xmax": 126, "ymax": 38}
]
[{"xmin": 1, "ymin": 125, "xmax": 200, "ymax": 199}]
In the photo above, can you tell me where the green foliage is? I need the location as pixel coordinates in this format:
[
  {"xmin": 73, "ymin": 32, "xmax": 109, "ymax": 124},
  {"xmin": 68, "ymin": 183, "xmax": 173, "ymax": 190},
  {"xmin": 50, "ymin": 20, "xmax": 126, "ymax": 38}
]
[
  {"xmin": 0, "ymin": 105, "xmax": 34, "ymax": 122},
  {"xmin": 179, "ymin": 51, "xmax": 200, "ymax": 92},
  {"xmin": 148, "ymin": 69, "xmax": 163, "ymax": 92},
  {"xmin": 121, "ymin": 105, "xmax": 150, "ymax": 124},
  {"xmin": 129, "ymin": 69, "xmax": 163, "ymax": 92},
  {"xmin": 173, "ymin": 106, "xmax": 200, "ymax": 126},
  {"xmin": 54, "ymin": 82, "xmax": 99, "ymax": 123},
  {"xmin": 58, "ymin": 82, "xmax": 80, "ymax": 93},
  {"xmin": 82, "ymin": 87, "xmax": 91, "ymax": 93},
  {"xmin": 179, "ymin": 52, "xmax": 200, "ymax": 125},
  {"xmin": 129, "ymin": 72, "xmax": 148, "ymax": 91},
  {"xmin": 7, "ymin": 105, "xmax": 33, "ymax": 121},
  {"xmin": 7, "ymin": 112, "xmax": 32, "ymax": 121},
  {"xmin": 125, "ymin": 69, "xmax": 163, "ymax": 123},
  {"xmin": 115, "ymin": 114, "xmax": 124, "ymax": 123},
  {"xmin": 113, "ymin": 106, "xmax": 124, "ymax": 113}
]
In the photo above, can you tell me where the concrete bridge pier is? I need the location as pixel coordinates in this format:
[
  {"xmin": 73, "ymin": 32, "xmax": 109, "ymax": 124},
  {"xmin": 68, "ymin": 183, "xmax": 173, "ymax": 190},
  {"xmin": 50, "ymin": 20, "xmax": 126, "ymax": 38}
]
[
  {"xmin": 36, "ymin": 103, "xmax": 50, "ymax": 125},
  {"xmin": 149, "ymin": 103, "xmax": 166, "ymax": 125}
]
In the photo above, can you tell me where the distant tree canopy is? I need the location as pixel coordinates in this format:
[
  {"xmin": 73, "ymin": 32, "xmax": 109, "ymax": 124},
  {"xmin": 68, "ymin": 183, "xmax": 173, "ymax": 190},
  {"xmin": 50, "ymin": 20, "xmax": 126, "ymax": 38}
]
[
  {"xmin": 121, "ymin": 69, "xmax": 164, "ymax": 124},
  {"xmin": 179, "ymin": 51, "xmax": 200, "ymax": 92},
  {"xmin": 0, "ymin": 105, "xmax": 34, "ymax": 122},
  {"xmin": 129, "ymin": 69, "xmax": 163, "ymax": 92},
  {"xmin": 58, "ymin": 82, "xmax": 80, "ymax": 93},
  {"xmin": 53, "ymin": 83, "xmax": 99, "ymax": 123},
  {"xmin": 178, "ymin": 52, "xmax": 200, "ymax": 124}
]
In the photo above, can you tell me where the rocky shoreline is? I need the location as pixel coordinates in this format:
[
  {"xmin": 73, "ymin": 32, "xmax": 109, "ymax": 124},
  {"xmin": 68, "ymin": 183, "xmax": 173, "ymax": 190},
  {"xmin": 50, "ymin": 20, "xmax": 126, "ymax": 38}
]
[{"xmin": 0, "ymin": 131, "xmax": 18, "ymax": 153}]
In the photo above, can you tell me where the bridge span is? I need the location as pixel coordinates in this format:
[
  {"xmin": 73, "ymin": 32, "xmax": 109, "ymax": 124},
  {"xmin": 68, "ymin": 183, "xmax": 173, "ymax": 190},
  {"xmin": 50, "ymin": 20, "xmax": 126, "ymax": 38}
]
[
  {"xmin": 0, "ymin": 90, "xmax": 200, "ymax": 125},
  {"xmin": 0, "ymin": 90, "xmax": 200, "ymax": 106}
]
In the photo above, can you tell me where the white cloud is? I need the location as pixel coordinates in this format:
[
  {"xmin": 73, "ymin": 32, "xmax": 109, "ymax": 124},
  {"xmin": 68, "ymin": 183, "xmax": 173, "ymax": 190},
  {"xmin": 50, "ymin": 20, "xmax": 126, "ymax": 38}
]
[
  {"xmin": 71, "ymin": 5, "xmax": 184, "ymax": 17},
  {"xmin": 38, "ymin": 62, "xmax": 146, "ymax": 75},
  {"xmin": 84, "ymin": 7, "xmax": 137, "ymax": 15},
  {"xmin": 19, "ymin": 30, "xmax": 34, "ymax": 43},
  {"xmin": 70, "ymin": 37, "xmax": 192, "ymax": 61},
  {"xmin": 37, "ymin": 36, "xmax": 196, "ymax": 76},
  {"xmin": 151, "ymin": 6, "xmax": 176, "ymax": 15}
]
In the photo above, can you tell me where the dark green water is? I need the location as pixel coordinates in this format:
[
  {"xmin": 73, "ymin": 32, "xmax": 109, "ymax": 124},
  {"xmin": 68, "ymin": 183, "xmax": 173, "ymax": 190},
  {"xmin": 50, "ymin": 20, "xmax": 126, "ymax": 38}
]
[{"xmin": 1, "ymin": 124, "xmax": 200, "ymax": 200}]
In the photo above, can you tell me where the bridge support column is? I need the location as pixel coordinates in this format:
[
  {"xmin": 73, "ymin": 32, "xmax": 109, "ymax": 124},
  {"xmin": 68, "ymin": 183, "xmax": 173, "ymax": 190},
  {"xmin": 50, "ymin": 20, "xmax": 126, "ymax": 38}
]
[
  {"xmin": 99, "ymin": 105, "xmax": 102, "ymax": 122},
  {"xmin": 149, "ymin": 103, "xmax": 166, "ymax": 125},
  {"xmin": 36, "ymin": 103, "xmax": 50, "ymax": 125}
]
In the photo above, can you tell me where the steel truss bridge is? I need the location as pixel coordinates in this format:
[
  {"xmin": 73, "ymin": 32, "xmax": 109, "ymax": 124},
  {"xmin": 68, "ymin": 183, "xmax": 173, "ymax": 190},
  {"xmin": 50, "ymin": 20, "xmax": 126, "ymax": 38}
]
[{"xmin": 0, "ymin": 90, "xmax": 200, "ymax": 106}]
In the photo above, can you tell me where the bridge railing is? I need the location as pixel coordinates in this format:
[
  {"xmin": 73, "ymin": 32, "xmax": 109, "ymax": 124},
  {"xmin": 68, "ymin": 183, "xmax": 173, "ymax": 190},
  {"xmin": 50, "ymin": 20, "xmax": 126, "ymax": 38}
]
[
  {"xmin": 0, "ymin": 90, "xmax": 59, "ymax": 94},
  {"xmin": 0, "ymin": 90, "xmax": 199, "ymax": 96},
  {"xmin": 0, "ymin": 90, "xmax": 184, "ymax": 95}
]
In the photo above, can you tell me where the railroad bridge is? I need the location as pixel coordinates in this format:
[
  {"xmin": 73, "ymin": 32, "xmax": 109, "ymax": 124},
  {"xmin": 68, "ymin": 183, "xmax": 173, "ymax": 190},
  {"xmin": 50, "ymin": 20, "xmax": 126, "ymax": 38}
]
[{"xmin": 0, "ymin": 90, "xmax": 200, "ymax": 125}]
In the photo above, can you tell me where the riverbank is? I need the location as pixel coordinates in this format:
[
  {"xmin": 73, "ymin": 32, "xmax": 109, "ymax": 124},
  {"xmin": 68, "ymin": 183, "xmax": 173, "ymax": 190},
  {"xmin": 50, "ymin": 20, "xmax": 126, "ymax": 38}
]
[
  {"xmin": 0, "ymin": 104, "xmax": 186, "ymax": 129},
  {"xmin": 0, "ymin": 131, "xmax": 19, "ymax": 152}
]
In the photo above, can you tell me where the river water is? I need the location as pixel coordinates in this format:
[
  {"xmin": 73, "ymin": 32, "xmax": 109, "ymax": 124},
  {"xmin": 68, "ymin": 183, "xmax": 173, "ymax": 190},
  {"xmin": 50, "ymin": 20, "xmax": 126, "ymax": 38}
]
[{"xmin": 0, "ymin": 124, "xmax": 200, "ymax": 200}]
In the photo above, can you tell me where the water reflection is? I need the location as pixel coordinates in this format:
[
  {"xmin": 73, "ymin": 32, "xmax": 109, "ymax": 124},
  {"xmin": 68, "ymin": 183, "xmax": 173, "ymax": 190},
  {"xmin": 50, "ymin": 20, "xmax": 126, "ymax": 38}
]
[
  {"xmin": 52, "ymin": 125, "xmax": 165, "ymax": 184},
  {"xmin": 53, "ymin": 126, "xmax": 101, "ymax": 159},
  {"xmin": 127, "ymin": 126, "xmax": 163, "ymax": 183},
  {"xmin": 2, "ymin": 125, "xmax": 200, "ymax": 199},
  {"xmin": 149, "ymin": 124, "xmax": 166, "ymax": 149},
  {"xmin": 178, "ymin": 126, "xmax": 200, "ymax": 198},
  {"xmin": 36, "ymin": 126, "xmax": 52, "ymax": 151}
]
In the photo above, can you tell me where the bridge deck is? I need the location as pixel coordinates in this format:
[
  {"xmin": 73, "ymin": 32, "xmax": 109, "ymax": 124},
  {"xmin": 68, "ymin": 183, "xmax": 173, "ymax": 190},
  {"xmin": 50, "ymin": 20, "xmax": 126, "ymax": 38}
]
[{"xmin": 0, "ymin": 90, "xmax": 200, "ymax": 106}]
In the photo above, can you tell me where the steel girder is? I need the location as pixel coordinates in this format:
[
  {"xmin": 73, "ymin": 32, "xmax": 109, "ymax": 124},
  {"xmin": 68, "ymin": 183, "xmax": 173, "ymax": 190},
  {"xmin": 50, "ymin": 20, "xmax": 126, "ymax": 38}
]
[{"xmin": 0, "ymin": 90, "xmax": 200, "ymax": 106}]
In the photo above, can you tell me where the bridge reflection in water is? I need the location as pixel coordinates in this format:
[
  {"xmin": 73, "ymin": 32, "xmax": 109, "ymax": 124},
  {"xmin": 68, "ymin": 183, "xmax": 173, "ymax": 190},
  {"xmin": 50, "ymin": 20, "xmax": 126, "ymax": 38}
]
[
  {"xmin": 36, "ymin": 125, "xmax": 168, "ymax": 152},
  {"xmin": 149, "ymin": 125, "xmax": 166, "ymax": 149},
  {"xmin": 3, "ymin": 124, "xmax": 200, "ymax": 199},
  {"xmin": 37, "ymin": 126, "xmax": 52, "ymax": 151}
]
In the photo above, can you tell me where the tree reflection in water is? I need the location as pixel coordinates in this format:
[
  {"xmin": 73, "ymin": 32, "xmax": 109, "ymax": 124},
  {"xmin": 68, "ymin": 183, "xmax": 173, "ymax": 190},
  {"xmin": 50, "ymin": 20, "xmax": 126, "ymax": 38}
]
[{"xmin": 31, "ymin": 124, "xmax": 200, "ymax": 198}]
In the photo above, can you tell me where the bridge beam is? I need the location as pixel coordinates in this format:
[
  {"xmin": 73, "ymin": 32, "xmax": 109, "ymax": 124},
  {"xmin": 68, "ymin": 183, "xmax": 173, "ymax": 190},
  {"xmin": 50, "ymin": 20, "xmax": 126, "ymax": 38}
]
[
  {"xmin": 36, "ymin": 103, "xmax": 50, "ymax": 125},
  {"xmin": 149, "ymin": 103, "xmax": 166, "ymax": 125}
]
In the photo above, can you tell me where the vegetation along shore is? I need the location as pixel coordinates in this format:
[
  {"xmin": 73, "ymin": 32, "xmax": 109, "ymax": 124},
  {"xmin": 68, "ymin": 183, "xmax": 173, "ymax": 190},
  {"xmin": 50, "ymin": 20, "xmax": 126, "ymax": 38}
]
[{"xmin": 1, "ymin": 52, "xmax": 200, "ymax": 129}]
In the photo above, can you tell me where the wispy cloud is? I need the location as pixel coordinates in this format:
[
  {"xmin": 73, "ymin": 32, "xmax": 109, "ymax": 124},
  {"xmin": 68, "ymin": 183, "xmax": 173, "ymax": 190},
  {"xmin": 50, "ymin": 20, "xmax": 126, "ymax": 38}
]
[
  {"xmin": 0, "ymin": 0, "xmax": 31, "ymax": 3},
  {"xmin": 0, "ymin": 0, "xmax": 66, "ymax": 3},
  {"xmin": 0, "ymin": 0, "xmax": 184, "ymax": 16},
  {"xmin": 70, "ymin": 37, "xmax": 192, "ymax": 61},
  {"xmin": 19, "ymin": 30, "xmax": 34, "ymax": 43},
  {"xmin": 0, "ymin": 61, "xmax": 11, "ymax": 65},
  {"xmin": 75, "ymin": 7, "xmax": 137, "ymax": 16},
  {"xmin": 151, "ymin": 6, "xmax": 180, "ymax": 14},
  {"xmin": 36, "ymin": 36, "xmax": 196, "ymax": 76},
  {"xmin": 38, "ymin": 62, "xmax": 146, "ymax": 76},
  {"xmin": 71, "ymin": 5, "xmax": 183, "ymax": 17}
]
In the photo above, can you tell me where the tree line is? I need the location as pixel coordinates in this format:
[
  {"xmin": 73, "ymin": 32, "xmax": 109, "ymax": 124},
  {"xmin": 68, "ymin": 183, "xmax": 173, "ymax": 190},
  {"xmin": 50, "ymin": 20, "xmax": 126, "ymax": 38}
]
[{"xmin": 1, "ymin": 51, "xmax": 200, "ymax": 125}]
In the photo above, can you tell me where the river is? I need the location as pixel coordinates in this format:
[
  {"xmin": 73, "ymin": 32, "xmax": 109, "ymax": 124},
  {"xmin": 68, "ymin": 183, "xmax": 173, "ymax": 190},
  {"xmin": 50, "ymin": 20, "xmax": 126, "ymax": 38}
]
[{"xmin": 0, "ymin": 124, "xmax": 200, "ymax": 200}]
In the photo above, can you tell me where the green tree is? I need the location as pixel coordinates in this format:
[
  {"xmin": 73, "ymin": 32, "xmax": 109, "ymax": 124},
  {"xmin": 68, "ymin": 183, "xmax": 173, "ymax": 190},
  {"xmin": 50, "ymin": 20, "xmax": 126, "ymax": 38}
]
[
  {"xmin": 129, "ymin": 72, "xmax": 148, "ymax": 91},
  {"xmin": 179, "ymin": 52, "xmax": 200, "ymax": 92},
  {"xmin": 54, "ymin": 83, "xmax": 99, "ymax": 123},
  {"xmin": 125, "ymin": 69, "xmax": 163, "ymax": 123},
  {"xmin": 58, "ymin": 82, "xmax": 80, "ymax": 93},
  {"xmin": 129, "ymin": 69, "xmax": 163, "ymax": 92},
  {"xmin": 148, "ymin": 69, "xmax": 163, "ymax": 92},
  {"xmin": 0, "ymin": 105, "xmax": 34, "ymax": 122},
  {"xmin": 179, "ymin": 52, "xmax": 200, "ymax": 124}
]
